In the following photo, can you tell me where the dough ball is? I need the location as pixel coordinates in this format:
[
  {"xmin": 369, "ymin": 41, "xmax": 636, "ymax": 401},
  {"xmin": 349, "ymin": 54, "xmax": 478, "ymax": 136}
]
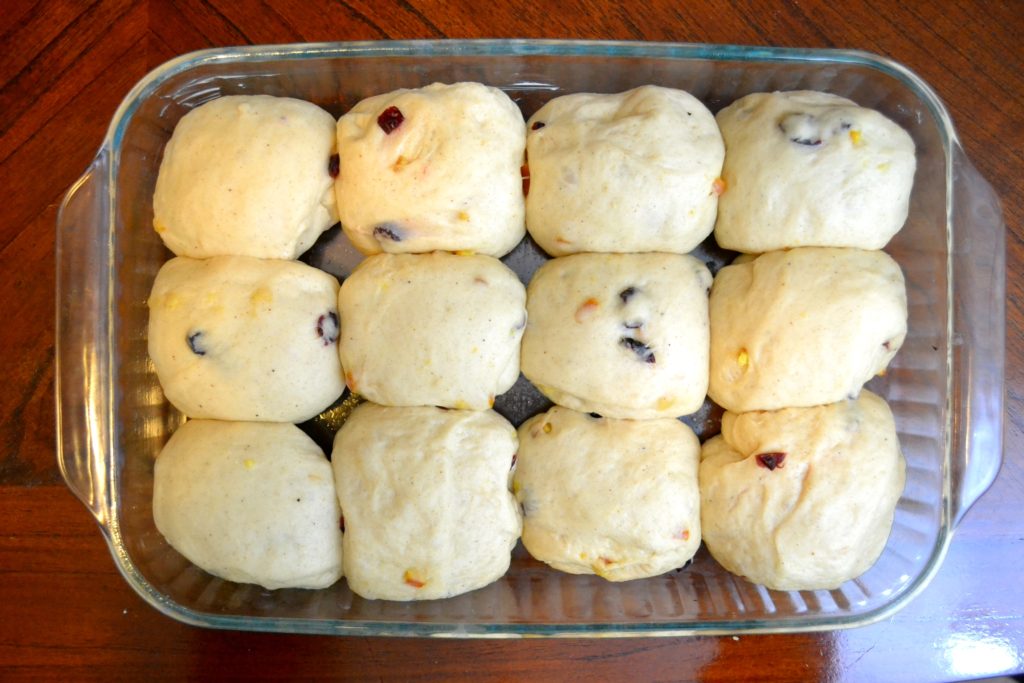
[
  {"xmin": 153, "ymin": 95, "xmax": 338, "ymax": 259},
  {"xmin": 338, "ymin": 252, "xmax": 526, "ymax": 410},
  {"xmin": 521, "ymin": 252, "xmax": 712, "ymax": 419},
  {"xmin": 515, "ymin": 406, "xmax": 701, "ymax": 581},
  {"xmin": 336, "ymin": 82, "xmax": 526, "ymax": 257},
  {"xmin": 148, "ymin": 255, "xmax": 344, "ymax": 422},
  {"xmin": 526, "ymin": 85, "xmax": 724, "ymax": 256},
  {"xmin": 153, "ymin": 420, "xmax": 343, "ymax": 590},
  {"xmin": 699, "ymin": 391, "xmax": 906, "ymax": 591},
  {"xmin": 714, "ymin": 90, "xmax": 916, "ymax": 252},
  {"xmin": 709, "ymin": 248, "xmax": 907, "ymax": 413},
  {"xmin": 332, "ymin": 403, "xmax": 521, "ymax": 600}
]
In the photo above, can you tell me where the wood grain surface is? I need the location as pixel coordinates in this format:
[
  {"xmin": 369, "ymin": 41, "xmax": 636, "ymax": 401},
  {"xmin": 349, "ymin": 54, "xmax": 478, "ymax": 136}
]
[{"xmin": 2, "ymin": 1, "xmax": 1022, "ymax": 680}]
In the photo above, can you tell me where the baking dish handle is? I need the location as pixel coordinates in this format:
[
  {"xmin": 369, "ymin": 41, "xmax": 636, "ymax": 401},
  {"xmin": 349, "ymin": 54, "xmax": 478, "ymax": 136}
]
[
  {"xmin": 55, "ymin": 151, "xmax": 114, "ymax": 528},
  {"xmin": 949, "ymin": 146, "xmax": 1006, "ymax": 527}
]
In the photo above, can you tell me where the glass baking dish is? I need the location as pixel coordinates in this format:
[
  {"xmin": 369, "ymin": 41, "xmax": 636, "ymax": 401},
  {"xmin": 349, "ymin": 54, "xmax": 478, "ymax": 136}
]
[{"xmin": 55, "ymin": 40, "xmax": 1005, "ymax": 637}]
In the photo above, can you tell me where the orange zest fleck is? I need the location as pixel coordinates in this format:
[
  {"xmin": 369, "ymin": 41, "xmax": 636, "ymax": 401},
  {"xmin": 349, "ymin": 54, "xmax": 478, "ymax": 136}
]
[
  {"xmin": 555, "ymin": 237, "xmax": 571, "ymax": 245},
  {"xmin": 391, "ymin": 155, "xmax": 411, "ymax": 172},
  {"xmin": 488, "ymin": 395, "xmax": 495, "ymax": 408},
  {"xmin": 712, "ymin": 177, "xmax": 727, "ymax": 196},
  {"xmin": 574, "ymin": 297, "xmax": 600, "ymax": 323},
  {"xmin": 599, "ymin": 557, "xmax": 614, "ymax": 566},
  {"xmin": 677, "ymin": 529, "xmax": 690, "ymax": 541},
  {"xmin": 345, "ymin": 371, "xmax": 358, "ymax": 393},
  {"xmin": 542, "ymin": 422, "xmax": 552, "ymax": 434},
  {"xmin": 403, "ymin": 570, "xmax": 425, "ymax": 588}
]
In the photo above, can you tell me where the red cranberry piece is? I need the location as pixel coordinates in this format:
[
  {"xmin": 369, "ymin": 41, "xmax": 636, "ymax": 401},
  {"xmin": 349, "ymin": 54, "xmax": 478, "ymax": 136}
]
[
  {"xmin": 339, "ymin": 514, "xmax": 345, "ymax": 532},
  {"xmin": 328, "ymin": 154, "xmax": 340, "ymax": 178},
  {"xmin": 620, "ymin": 337, "xmax": 655, "ymax": 364},
  {"xmin": 377, "ymin": 106, "xmax": 404, "ymax": 134},
  {"xmin": 186, "ymin": 330, "xmax": 206, "ymax": 356},
  {"xmin": 510, "ymin": 453, "xmax": 517, "ymax": 470},
  {"xmin": 531, "ymin": 121, "xmax": 545, "ymax": 131},
  {"xmin": 755, "ymin": 452, "xmax": 787, "ymax": 471},
  {"xmin": 316, "ymin": 312, "xmax": 339, "ymax": 346}
]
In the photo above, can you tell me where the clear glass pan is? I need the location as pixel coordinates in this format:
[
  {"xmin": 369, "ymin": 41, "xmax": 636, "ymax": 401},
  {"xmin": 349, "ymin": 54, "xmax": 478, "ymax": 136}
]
[{"xmin": 55, "ymin": 40, "xmax": 1005, "ymax": 637}]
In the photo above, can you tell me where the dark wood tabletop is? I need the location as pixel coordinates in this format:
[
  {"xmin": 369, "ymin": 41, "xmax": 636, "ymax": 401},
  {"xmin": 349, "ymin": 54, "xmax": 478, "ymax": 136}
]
[{"xmin": 2, "ymin": 1, "xmax": 1022, "ymax": 680}]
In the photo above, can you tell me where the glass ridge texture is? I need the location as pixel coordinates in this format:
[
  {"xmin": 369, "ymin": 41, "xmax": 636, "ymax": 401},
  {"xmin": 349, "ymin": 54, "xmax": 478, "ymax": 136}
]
[{"xmin": 55, "ymin": 40, "xmax": 1006, "ymax": 637}]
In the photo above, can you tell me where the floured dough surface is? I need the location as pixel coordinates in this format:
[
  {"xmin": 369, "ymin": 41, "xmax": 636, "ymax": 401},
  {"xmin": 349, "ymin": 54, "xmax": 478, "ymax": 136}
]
[
  {"xmin": 515, "ymin": 406, "xmax": 701, "ymax": 581},
  {"xmin": 148, "ymin": 255, "xmax": 343, "ymax": 422},
  {"xmin": 525, "ymin": 85, "xmax": 724, "ymax": 256},
  {"xmin": 714, "ymin": 90, "xmax": 916, "ymax": 252},
  {"xmin": 708, "ymin": 248, "xmax": 907, "ymax": 413},
  {"xmin": 699, "ymin": 391, "xmax": 906, "ymax": 591},
  {"xmin": 521, "ymin": 252, "xmax": 712, "ymax": 419},
  {"xmin": 332, "ymin": 403, "xmax": 521, "ymax": 600},
  {"xmin": 335, "ymin": 82, "xmax": 526, "ymax": 257},
  {"xmin": 153, "ymin": 420, "xmax": 343, "ymax": 590},
  {"xmin": 153, "ymin": 95, "xmax": 338, "ymax": 259},
  {"xmin": 338, "ymin": 252, "xmax": 526, "ymax": 410}
]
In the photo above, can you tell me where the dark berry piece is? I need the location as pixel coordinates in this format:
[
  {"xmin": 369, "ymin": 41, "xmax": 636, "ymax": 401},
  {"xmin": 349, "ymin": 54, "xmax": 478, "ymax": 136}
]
[
  {"xmin": 510, "ymin": 453, "xmax": 517, "ymax": 470},
  {"xmin": 623, "ymin": 320, "xmax": 643, "ymax": 330},
  {"xmin": 587, "ymin": 412, "xmax": 602, "ymax": 419},
  {"xmin": 620, "ymin": 337, "xmax": 655, "ymax": 364},
  {"xmin": 339, "ymin": 514, "xmax": 345, "ymax": 532},
  {"xmin": 328, "ymin": 153, "xmax": 340, "ymax": 178},
  {"xmin": 778, "ymin": 113, "xmax": 822, "ymax": 147},
  {"xmin": 186, "ymin": 330, "xmax": 206, "ymax": 356},
  {"xmin": 882, "ymin": 339, "xmax": 892, "ymax": 350},
  {"xmin": 531, "ymin": 121, "xmax": 546, "ymax": 131},
  {"xmin": 377, "ymin": 106, "xmax": 404, "ymax": 134},
  {"xmin": 755, "ymin": 452, "xmax": 787, "ymax": 471},
  {"xmin": 619, "ymin": 286, "xmax": 637, "ymax": 305},
  {"xmin": 373, "ymin": 223, "xmax": 403, "ymax": 242},
  {"xmin": 316, "ymin": 312, "xmax": 339, "ymax": 346}
]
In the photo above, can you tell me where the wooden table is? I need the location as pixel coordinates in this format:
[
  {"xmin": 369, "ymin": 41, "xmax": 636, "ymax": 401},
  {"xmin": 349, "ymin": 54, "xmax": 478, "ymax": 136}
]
[{"xmin": 2, "ymin": 1, "xmax": 1021, "ymax": 680}]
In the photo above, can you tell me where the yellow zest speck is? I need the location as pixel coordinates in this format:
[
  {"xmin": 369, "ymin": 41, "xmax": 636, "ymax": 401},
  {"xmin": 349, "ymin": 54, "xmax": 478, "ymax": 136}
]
[
  {"xmin": 488, "ymin": 395, "xmax": 495, "ymax": 408},
  {"xmin": 737, "ymin": 349, "xmax": 749, "ymax": 368},
  {"xmin": 574, "ymin": 297, "xmax": 600, "ymax": 323},
  {"xmin": 849, "ymin": 130, "xmax": 863, "ymax": 146},
  {"xmin": 656, "ymin": 396, "xmax": 676, "ymax": 412},
  {"xmin": 243, "ymin": 459, "xmax": 256, "ymax": 470},
  {"xmin": 250, "ymin": 287, "xmax": 273, "ymax": 306},
  {"xmin": 163, "ymin": 293, "xmax": 181, "ymax": 310},
  {"xmin": 471, "ymin": 346, "xmax": 479, "ymax": 354},
  {"xmin": 512, "ymin": 480, "xmax": 521, "ymax": 495},
  {"xmin": 454, "ymin": 400, "xmax": 470, "ymax": 410},
  {"xmin": 542, "ymin": 423, "xmax": 553, "ymax": 434},
  {"xmin": 391, "ymin": 155, "xmax": 411, "ymax": 171},
  {"xmin": 454, "ymin": 249, "xmax": 475, "ymax": 256},
  {"xmin": 579, "ymin": 552, "xmax": 588, "ymax": 560},
  {"xmin": 877, "ymin": 368, "xmax": 887, "ymax": 377},
  {"xmin": 712, "ymin": 177, "xmax": 727, "ymax": 196},
  {"xmin": 403, "ymin": 570, "xmax": 426, "ymax": 589},
  {"xmin": 457, "ymin": 211, "xmax": 470, "ymax": 221},
  {"xmin": 153, "ymin": 220, "xmax": 167, "ymax": 234},
  {"xmin": 877, "ymin": 162, "xmax": 891, "ymax": 172}
]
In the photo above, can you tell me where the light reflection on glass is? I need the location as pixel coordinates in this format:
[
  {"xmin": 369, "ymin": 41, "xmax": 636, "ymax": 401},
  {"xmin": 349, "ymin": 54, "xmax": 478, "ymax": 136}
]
[{"xmin": 944, "ymin": 632, "xmax": 1020, "ymax": 678}]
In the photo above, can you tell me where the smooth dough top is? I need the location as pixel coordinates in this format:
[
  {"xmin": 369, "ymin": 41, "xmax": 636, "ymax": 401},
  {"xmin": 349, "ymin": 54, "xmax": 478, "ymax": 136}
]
[
  {"xmin": 332, "ymin": 403, "xmax": 521, "ymax": 601},
  {"xmin": 153, "ymin": 95, "xmax": 338, "ymax": 259},
  {"xmin": 153, "ymin": 420, "xmax": 343, "ymax": 590},
  {"xmin": 699, "ymin": 390, "xmax": 906, "ymax": 591},
  {"xmin": 148, "ymin": 255, "xmax": 344, "ymax": 423},
  {"xmin": 525, "ymin": 85, "xmax": 725, "ymax": 256},
  {"xmin": 521, "ymin": 252, "xmax": 712, "ymax": 419},
  {"xmin": 714, "ymin": 90, "xmax": 916, "ymax": 252},
  {"xmin": 514, "ymin": 406, "xmax": 701, "ymax": 581},
  {"xmin": 335, "ymin": 82, "xmax": 526, "ymax": 257},
  {"xmin": 338, "ymin": 252, "xmax": 526, "ymax": 410},
  {"xmin": 708, "ymin": 248, "xmax": 907, "ymax": 413}
]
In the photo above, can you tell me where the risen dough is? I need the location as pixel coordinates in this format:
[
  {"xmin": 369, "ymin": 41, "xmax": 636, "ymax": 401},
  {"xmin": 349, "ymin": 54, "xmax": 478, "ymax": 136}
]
[{"xmin": 332, "ymin": 403, "xmax": 521, "ymax": 600}]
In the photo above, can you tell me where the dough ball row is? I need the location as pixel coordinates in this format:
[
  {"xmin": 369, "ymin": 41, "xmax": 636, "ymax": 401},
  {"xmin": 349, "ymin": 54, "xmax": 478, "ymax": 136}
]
[{"xmin": 147, "ymin": 83, "xmax": 916, "ymax": 597}]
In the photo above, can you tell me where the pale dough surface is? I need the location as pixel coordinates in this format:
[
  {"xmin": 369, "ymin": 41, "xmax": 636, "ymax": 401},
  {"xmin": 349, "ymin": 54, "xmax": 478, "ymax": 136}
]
[
  {"xmin": 699, "ymin": 390, "xmax": 906, "ymax": 591},
  {"xmin": 338, "ymin": 252, "xmax": 526, "ymax": 410},
  {"xmin": 153, "ymin": 95, "xmax": 338, "ymax": 259},
  {"xmin": 525, "ymin": 85, "xmax": 724, "ymax": 256},
  {"xmin": 153, "ymin": 420, "xmax": 343, "ymax": 590},
  {"xmin": 521, "ymin": 252, "xmax": 712, "ymax": 419},
  {"xmin": 148, "ymin": 255, "xmax": 344, "ymax": 422},
  {"xmin": 514, "ymin": 406, "xmax": 701, "ymax": 581},
  {"xmin": 708, "ymin": 248, "xmax": 907, "ymax": 413},
  {"xmin": 714, "ymin": 90, "xmax": 916, "ymax": 252},
  {"xmin": 335, "ymin": 82, "xmax": 526, "ymax": 257},
  {"xmin": 332, "ymin": 403, "xmax": 521, "ymax": 601}
]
